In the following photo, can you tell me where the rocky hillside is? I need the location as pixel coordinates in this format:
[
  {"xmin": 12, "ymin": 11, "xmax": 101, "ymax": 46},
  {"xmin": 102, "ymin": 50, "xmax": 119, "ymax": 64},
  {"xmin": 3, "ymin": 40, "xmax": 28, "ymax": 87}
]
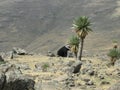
[
  {"xmin": 0, "ymin": 0, "xmax": 120, "ymax": 53},
  {"xmin": 0, "ymin": 54, "xmax": 120, "ymax": 90}
]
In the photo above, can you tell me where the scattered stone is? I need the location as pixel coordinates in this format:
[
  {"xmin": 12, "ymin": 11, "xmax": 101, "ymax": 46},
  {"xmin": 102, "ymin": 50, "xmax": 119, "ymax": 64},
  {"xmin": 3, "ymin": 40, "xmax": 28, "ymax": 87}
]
[
  {"xmin": 98, "ymin": 74, "xmax": 105, "ymax": 79},
  {"xmin": 13, "ymin": 47, "xmax": 27, "ymax": 55},
  {"xmin": 85, "ymin": 81, "xmax": 94, "ymax": 86},
  {"xmin": 47, "ymin": 51, "xmax": 55, "ymax": 57},
  {"xmin": 65, "ymin": 76, "xmax": 75, "ymax": 87},
  {"xmin": 87, "ymin": 69, "xmax": 95, "ymax": 76}
]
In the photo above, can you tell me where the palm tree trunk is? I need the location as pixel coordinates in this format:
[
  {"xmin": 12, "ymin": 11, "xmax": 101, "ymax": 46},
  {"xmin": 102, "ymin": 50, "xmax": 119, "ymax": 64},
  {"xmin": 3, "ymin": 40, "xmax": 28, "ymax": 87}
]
[{"xmin": 77, "ymin": 38, "xmax": 84, "ymax": 60}]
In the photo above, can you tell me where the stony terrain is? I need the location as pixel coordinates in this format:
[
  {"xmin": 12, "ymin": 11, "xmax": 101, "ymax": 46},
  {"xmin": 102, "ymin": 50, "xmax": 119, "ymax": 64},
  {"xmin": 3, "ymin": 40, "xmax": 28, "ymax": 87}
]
[{"xmin": 0, "ymin": 52, "xmax": 120, "ymax": 90}]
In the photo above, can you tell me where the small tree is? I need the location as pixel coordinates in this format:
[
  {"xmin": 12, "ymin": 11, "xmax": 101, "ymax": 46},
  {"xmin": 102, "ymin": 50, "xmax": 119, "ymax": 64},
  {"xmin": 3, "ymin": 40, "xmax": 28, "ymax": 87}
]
[
  {"xmin": 108, "ymin": 48, "xmax": 120, "ymax": 65},
  {"xmin": 72, "ymin": 16, "xmax": 92, "ymax": 60},
  {"xmin": 69, "ymin": 36, "xmax": 80, "ymax": 58}
]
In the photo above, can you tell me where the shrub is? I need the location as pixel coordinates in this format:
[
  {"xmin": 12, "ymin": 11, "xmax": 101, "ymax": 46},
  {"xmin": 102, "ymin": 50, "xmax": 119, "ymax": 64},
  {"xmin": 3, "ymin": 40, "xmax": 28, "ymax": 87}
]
[
  {"xmin": 41, "ymin": 63, "xmax": 50, "ymax": 72},
  {"xmin": 108, "ymin": 49, "xmax": 120, "ymax": 65}
]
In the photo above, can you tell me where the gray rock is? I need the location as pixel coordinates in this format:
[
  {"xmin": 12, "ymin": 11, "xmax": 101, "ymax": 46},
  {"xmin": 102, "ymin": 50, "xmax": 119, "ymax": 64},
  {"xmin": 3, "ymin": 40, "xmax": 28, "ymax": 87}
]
[
  {"xmin": 65, "ymin": 76, "xmax": 75, "ymax": 87},
  {"xmin": 5, "ymin": 64, "xmax": 22, "ymax": 82},
  {"xmin": 71, "ymin": 60, "xmax": 82, "ymax": 73},
  {"xmin": 87, "ymin": 70, "xmax": 95, "ymax": 76},
  {"xmin": 108, "ymin": 81, "xmax": 120, "ymax": 90},
  {"xmin": 0, "ymin": 55, "xmax": 4, "ymax": 62},
  {"xmin": 3, "ymin": 78, "xmax": 35, "ymax": 90},
  {"xmin": 0, "ymin": 73, "xmax": 6, "ymax": 90},
  {"xmin": 98, "ymin": 74, "xmax": 105, "ymax": 79},
  {"xmin": 86, "ymin": 81, "xmax": 94, "ymax": 86},
  {"xmin": 47, "ymin": 51, "xmax": 55, "ymax": 57},
  {"xmin": 0, "ymin": 64, "xmax": 35, "ymax": 90},
  {"xmin": 9, "ymin": 51, "xmax": 14, "ymax": 59},
  {"xmin": 13, "ymin": 47, "xmax": 27, "ymax": 55}
]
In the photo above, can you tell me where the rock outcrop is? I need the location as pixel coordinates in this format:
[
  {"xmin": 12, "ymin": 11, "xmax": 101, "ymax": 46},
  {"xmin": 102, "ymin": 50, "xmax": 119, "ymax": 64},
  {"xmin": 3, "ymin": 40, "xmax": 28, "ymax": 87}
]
[{"xmin": 0, "ymin": 63, "xmax": 35, "ymax": 90}]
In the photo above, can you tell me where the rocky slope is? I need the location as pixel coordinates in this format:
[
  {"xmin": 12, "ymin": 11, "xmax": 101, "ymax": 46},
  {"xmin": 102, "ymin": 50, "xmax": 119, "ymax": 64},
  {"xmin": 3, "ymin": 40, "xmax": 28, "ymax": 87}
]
[
  {"xmin": 0, "ymin": 0, "xmax": 120, "ymax": 53},
  {"xmin": 0, "ymin": 54, "xmax": 120, "ymax": 90}
]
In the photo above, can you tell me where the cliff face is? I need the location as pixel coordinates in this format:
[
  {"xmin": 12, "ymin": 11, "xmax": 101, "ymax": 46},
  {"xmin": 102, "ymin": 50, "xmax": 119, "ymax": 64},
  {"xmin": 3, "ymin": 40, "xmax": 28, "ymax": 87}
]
[{"xmin": 0, "ymin": 0, "xmax": 120, "ymax": 53}]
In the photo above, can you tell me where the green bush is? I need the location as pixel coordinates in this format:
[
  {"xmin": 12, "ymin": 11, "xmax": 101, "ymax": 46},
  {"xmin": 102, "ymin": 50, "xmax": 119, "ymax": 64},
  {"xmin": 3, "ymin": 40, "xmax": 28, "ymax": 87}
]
[
  {"xmin": 107, "ymin": 48, "xmax": 120, "ymax": 65},
  {"xmin": 108, "ymin": 49, "xmax": 120, "ymax": 59},
  {"xmin": 41, "ymin": 63, "xmax": 50, "ymax": 72}
]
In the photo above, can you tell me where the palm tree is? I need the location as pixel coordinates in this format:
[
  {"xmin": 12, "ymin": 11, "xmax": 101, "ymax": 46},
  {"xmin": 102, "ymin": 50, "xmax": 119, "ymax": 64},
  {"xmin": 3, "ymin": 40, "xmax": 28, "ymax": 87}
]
[
  {"xmin": 72, "ymin": 16, "xmax": 92, "ymax": 60},
  {"xmin": 69, "ymin": 35, "xmax": 80, "ymax": 58}
]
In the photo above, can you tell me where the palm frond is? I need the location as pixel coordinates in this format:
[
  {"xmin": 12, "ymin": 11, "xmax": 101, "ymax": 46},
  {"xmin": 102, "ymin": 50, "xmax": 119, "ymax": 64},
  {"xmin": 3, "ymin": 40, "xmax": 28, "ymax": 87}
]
[
  {"xmin": 69, "ymin": 35, "xmax": 80, "ymax": 47},
  {"xmin": 72, "ymin": 16, "xmax": 92, "ymax": 33},
  {"xmin": 108, "ymin": 49, "xmax": 120, "ymax": 59}
]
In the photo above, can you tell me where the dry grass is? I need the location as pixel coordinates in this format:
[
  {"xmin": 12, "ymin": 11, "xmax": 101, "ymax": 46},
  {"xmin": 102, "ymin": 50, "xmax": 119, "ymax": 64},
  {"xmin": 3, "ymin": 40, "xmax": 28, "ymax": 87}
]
[{"xmin": 7, "ymin": 55, "xmax": 120, "ymax": 90}]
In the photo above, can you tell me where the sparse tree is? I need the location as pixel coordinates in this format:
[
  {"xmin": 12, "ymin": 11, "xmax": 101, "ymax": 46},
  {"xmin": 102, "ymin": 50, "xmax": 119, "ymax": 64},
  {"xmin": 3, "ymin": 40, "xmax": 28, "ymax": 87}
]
[
  {"xmin": 108, "ymin": 48, "xmax": 120, "ymax": 65},
  {"xmin": 72, "ymin": 16, "xmax": 92, "ymax": 60},
  {"xmin": 69, "ymin": 36, "xmax": 80, "ymax": 58}
]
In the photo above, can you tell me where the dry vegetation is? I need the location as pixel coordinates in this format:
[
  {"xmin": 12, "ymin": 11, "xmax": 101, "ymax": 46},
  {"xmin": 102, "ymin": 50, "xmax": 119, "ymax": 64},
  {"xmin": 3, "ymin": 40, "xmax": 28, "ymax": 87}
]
[{"xmin": 6, "ymin": 54, "xmax": 120, "ymax": 90}]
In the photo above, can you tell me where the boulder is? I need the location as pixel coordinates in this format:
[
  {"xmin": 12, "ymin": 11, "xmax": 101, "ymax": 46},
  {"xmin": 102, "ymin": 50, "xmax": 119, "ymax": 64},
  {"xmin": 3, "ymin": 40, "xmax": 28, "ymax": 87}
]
[
  {"xmin": 0, "ymin": 64, "xmax": 35, "ymax": 90},
  {"xmin": 71, "ymin": 60, "xmax": 82, "ymax": 73},
  {"xmin": 3, "ymin": 78, "xmax": 35, "ymax": 90},
  {"xmin": 13, "ymin": 47, "xmax": 27, "ymax": 55}
]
